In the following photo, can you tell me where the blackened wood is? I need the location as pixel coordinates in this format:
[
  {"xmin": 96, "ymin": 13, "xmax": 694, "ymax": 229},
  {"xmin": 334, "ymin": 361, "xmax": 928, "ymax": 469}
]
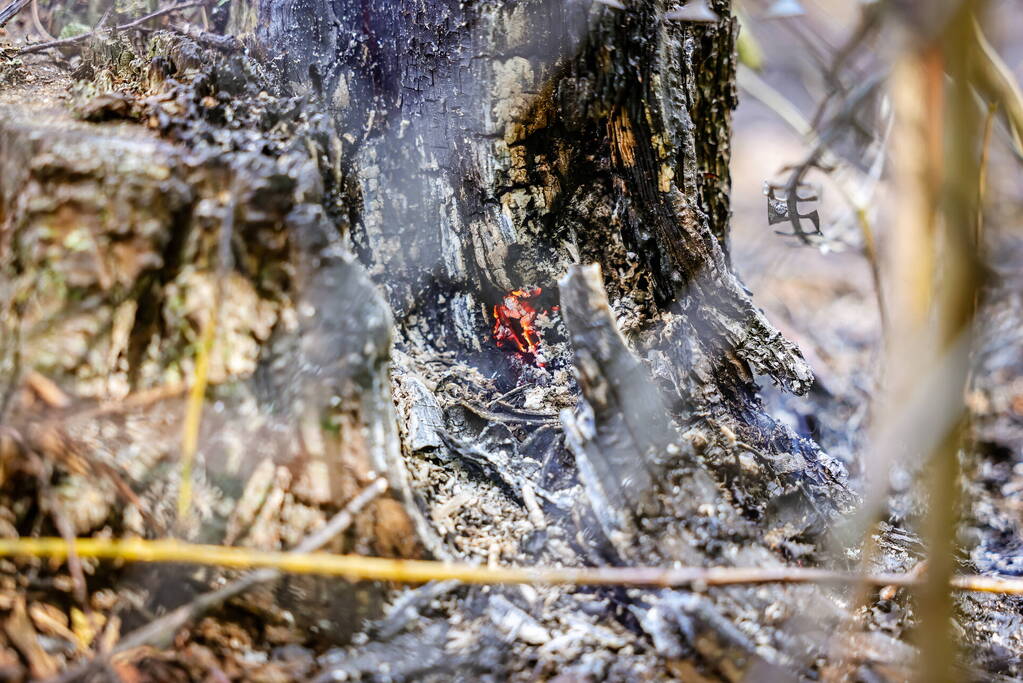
[
  {"xmin": 0, "ymin": 63, "xmax": 423, "ymax": 644},
  {"xmin": 235, "ymin": 0, "xmax": 851, "ymax": 532},
  {"xmin": 558, "ymin": 263, "xmax": 905, "ymax": 680},
  {"xmin": 559, "ymin": 263, "xmax": 674, "ymax": 526}
]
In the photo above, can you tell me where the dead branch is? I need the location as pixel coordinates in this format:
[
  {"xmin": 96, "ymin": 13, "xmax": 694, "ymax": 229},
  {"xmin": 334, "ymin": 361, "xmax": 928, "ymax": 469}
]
[
  {"xmin": 118, "ymin": 476, "xmax": 389, "ymax": 652},
  {"xmin": 17, "ymin": 1, "xmax": 205, "ymax": 55},
  {"xmin": 971, "ymin": 18, "xmax": 1023, "ymax": 158},
  {"xmin": 0, "ymin": 535, "xmax": 1021, "ymax": 596},
  {"xmin": 28, "ymin": 0, "xmax": 51, "ymax": 41},
  {"xmin": 0, "ymin": 0, "xmax": 29, "ymax": 27},
  {"xmin": 52, "ymin": 478, "xmax": 389, "ymax": 681},
  {"xmin": 23, "ymin": 372, "xmax": 71, "ymax": 409}
]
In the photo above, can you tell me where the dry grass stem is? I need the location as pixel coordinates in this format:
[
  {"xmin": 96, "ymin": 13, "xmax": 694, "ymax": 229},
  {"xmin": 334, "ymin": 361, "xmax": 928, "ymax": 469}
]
[{"xmin": 0, "ymin": 536, "xmax": 1021, "ymax": 595}]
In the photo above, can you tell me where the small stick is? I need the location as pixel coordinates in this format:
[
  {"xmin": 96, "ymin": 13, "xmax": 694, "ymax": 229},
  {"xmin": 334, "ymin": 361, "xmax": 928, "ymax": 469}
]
[
  {"xmin": 52, "ymin": 478, "xmax": 388, "ymax": 681},
  {"xmin": 18, "ymin": 1, "xmax": 205, "ymax": 55},
  {"xmin": 41, "ymin": 381, "xmax": 189, "ymax": 424},
  {"xmin": 43, "ymin": 491, "xmax": 88, "ymax": 607},
  {"xmin": 178, "ymin": 193, "xmax": 234, "ymax": 525},
  {"xmin": 29, "ymin": 0, "xmax": 52, "ymax": 41},
  {"xmin": 521, "ymin": 481, "xmax": 546, "ymax": 531},
  {"xmin": 976, "ymin": 101, "xmax": 997, "ymax": 244},
  {"xmin": 89, "ymin": 382, "xmax": 188, "ymax": 417},
  {"xmin": 176, "ymin": 304, "xmax": 215, "ymax": 524},
  {"xmin": 4, "ymin": 532, "xmax": 1023, "ymax": 595},
  {"xmin": 486, "ymin": 384, "xmax": 528, "ymax": 408},
  {"xmin": 120, "ymin": 476, "xmax": 388, "ymax": 651},
  {"xmin": 0, "ymin": 0, "xmax": 30, "ymax": 28},
  {"xmin": 92, "ymin": 5, "xmax": 112, "ymax": 32},
  {"xmin": 972, "ymin": 19, "xmax": 1023, "ymax": 158},
  {"xmin": 24, "ymin": 371, "xmax": 71, "ymax": 409}
]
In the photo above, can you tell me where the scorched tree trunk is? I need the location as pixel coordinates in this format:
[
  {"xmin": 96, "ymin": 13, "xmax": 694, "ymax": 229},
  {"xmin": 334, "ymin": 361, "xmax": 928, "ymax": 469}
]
[
  {"xmin": 232, "ymin": 0, "xmax": 850, "ymax": 524},
  {"xmin": 0, "ymin": 0, "xmax": 886, "ymax": 678}
]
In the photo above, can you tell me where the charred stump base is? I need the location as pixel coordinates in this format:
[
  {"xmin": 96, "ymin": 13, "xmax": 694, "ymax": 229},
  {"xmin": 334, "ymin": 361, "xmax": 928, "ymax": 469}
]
[
  {"xmin": 0, "ymin": 1, "xmax": 921, "ymax": 680},
  {"xmin": 0, "ymin": 35, "xmax": 426, "ymax": 667}
]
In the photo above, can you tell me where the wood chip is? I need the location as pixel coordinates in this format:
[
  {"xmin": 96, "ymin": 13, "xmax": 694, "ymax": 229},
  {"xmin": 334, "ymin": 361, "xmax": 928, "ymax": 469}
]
[
  {"xmin": 24, "ymin": 371, "xmax": 71, "ymax": 409},
  {"xmin": 4, "ymin": 597, "xmax": 58, "ymax": 679}
]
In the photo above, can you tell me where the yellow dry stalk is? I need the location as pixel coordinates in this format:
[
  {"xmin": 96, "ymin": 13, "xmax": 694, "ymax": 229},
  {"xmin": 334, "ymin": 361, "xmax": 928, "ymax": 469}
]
[
  {"xmin": 972, "ymin": 19, "xmax": 1023, "ymax": 158},
  {"xmin": 0, "ymin": 537, "xmax": 1022, "ymax": 595},
  {"xmin": 177, "ymin": 303, "xmax": 218, "ymax": 523},
  {"xmin": 735, "ymin": 6, "xmax": 765, "ymax": 72}
]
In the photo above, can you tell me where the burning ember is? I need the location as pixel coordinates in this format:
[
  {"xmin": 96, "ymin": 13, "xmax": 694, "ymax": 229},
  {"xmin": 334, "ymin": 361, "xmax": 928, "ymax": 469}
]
[{"xmin": 493, "ymin": 287, "xmax": 550, "ymax": 365}]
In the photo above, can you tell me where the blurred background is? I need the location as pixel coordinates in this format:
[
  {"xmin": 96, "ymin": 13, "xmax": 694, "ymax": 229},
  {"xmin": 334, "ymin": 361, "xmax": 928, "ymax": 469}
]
[
  {"xmin": 731, "ymin": 0, "xmax": 1023, "ymax": 471},
  {"xmin": 732, "ymin": 3, "xmax": 1023, "ymax": 673}
]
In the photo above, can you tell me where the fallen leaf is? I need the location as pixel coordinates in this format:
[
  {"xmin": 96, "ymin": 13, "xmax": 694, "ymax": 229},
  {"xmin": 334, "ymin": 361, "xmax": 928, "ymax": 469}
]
[{"xmin": 4, "ymin": 597, "xmax": 58, "ymax": 679}]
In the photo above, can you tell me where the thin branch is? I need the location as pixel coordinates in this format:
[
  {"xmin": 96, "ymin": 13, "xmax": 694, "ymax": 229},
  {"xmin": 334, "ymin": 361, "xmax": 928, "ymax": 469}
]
[
  {"xmin": 1, "ymin": 534, "xmax": 1022, "ymax": 595},
  {"xmin": 737, "ymin": 66, "xmax": 812, "ymax": 136},
  {"xmin": 176, "ymin": 299, "xmax": 215, "ymax": 523},
  {"xmin": 738, "ymin": 65, "xmax": 890, "ymax": 333},
  {"xmin": 18, "ymin": 1, "xmax": 205, "ymax": 55},
  {"xmin": 121, "ymin": 477, "xmax": 388, "ymax": 652},
  {"xmin": 178, "ymin": 192, "xmax": 234, "ymax": 524},
  {"xmin": 52, "ymin": 478, "xmax": 389, "ymax": 681},
  {"xmin": 976, "ymin": 102, "xmax": 996, "ymax": 243},
  {"xmin": 29, "ymin": 0, "xmax": 53, "ymax": 41},
  {"xmin": 916, "ymin": 6, "xmax": 985, "ymax": 678},
  {"xmin": 23, "ymin": 371, "xmax": 70, "ymax": 409},
  {"xmin": 0, "ymin": 0, "xmax": 30, "ymax": 28},
  {"xmin": 971, "ymin": 18, "xmax": 1023, "ymax": 159}
]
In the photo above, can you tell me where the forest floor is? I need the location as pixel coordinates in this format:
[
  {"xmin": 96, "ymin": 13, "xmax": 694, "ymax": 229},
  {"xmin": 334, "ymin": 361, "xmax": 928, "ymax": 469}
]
[
  {"xmin": 1, "ymin": 8, "xmax": 1023, "ymax": 682},
  {"xmin": 730, "ymin": 46, "xmax": 1023, "ymax": 678}
]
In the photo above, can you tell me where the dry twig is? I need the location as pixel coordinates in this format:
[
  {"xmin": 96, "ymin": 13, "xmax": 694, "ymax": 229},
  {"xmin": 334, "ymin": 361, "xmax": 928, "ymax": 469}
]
[
  {"xmin": 1, "ymin": 535, "xmax": 1022, "ymax": 595},
  {"xmin": 971, "ymin": 19, "xmax": 1023, "ymax": 159},
  {"xmin": 28, "ymin": 0, "xmax": 51, "ymax": 41},
  {"xmin": 176, "ymin": 307, "xmax": 215, "ymax": 523},
  {"xmin": 0, "ymin": 0, "xmax": 30, "ymax": 27},
  {"xmin": 53, "ymin": 478, "xmax": 389, "ymax": 680},
  {"xmin": 17, "ymin": 1, "xmax": 205, "ymax": 55},
  {"xmin": 123, "ymin": 477, "xmax": 388, "ymax": 651},
  {"xmin": 738, "ymin": 65, "xmax": 890, "ymax": 334},
  {"xmin": 178, "ymin": 193, "xmax": 236, "ymax": 523}
]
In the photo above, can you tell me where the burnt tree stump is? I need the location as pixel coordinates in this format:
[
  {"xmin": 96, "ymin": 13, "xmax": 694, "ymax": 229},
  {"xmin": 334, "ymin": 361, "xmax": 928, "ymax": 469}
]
[
  {"xmin": 0, "ymin": 0, "xmax": 902, "ymax": 678},
  {"xmin": 0, "ymin": 54, "xmax": 424, "ymax": 645},
  {"xmin": 231, "ymin": 0, "xmax": 851, "ymax": 527}
]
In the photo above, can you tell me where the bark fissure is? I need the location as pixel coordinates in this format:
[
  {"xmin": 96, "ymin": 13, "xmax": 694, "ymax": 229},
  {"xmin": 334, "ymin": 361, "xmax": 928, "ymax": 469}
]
[{"xmin": 0, "ymin": 0, "xmax": 875, "ymax": 677}]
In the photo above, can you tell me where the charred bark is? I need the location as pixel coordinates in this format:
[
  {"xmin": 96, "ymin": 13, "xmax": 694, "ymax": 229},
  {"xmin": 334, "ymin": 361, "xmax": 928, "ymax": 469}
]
[
  {"xmin": 0, "ymin": 0, "xmax": 866, "ymax": 676},
  {"xmin": 558, "ymin": 264, "xmax": 910, "ymax": 680},
  {"xmin": 0, "ymin": 47, "xmax": 424, "ymax": 644},
  {"xmin": 234, "ymin": 0, "xmax": 860, "ymax": 673},
  {"xmin": 235, "ymin": 0, "xmax": 850, "ymax": 529}
]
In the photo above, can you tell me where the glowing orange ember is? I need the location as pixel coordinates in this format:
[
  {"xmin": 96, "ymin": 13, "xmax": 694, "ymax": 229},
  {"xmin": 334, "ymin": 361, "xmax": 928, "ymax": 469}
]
[{"xmin": 493, "ymin": 287, "xmax": 544, "ymax": 361}]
